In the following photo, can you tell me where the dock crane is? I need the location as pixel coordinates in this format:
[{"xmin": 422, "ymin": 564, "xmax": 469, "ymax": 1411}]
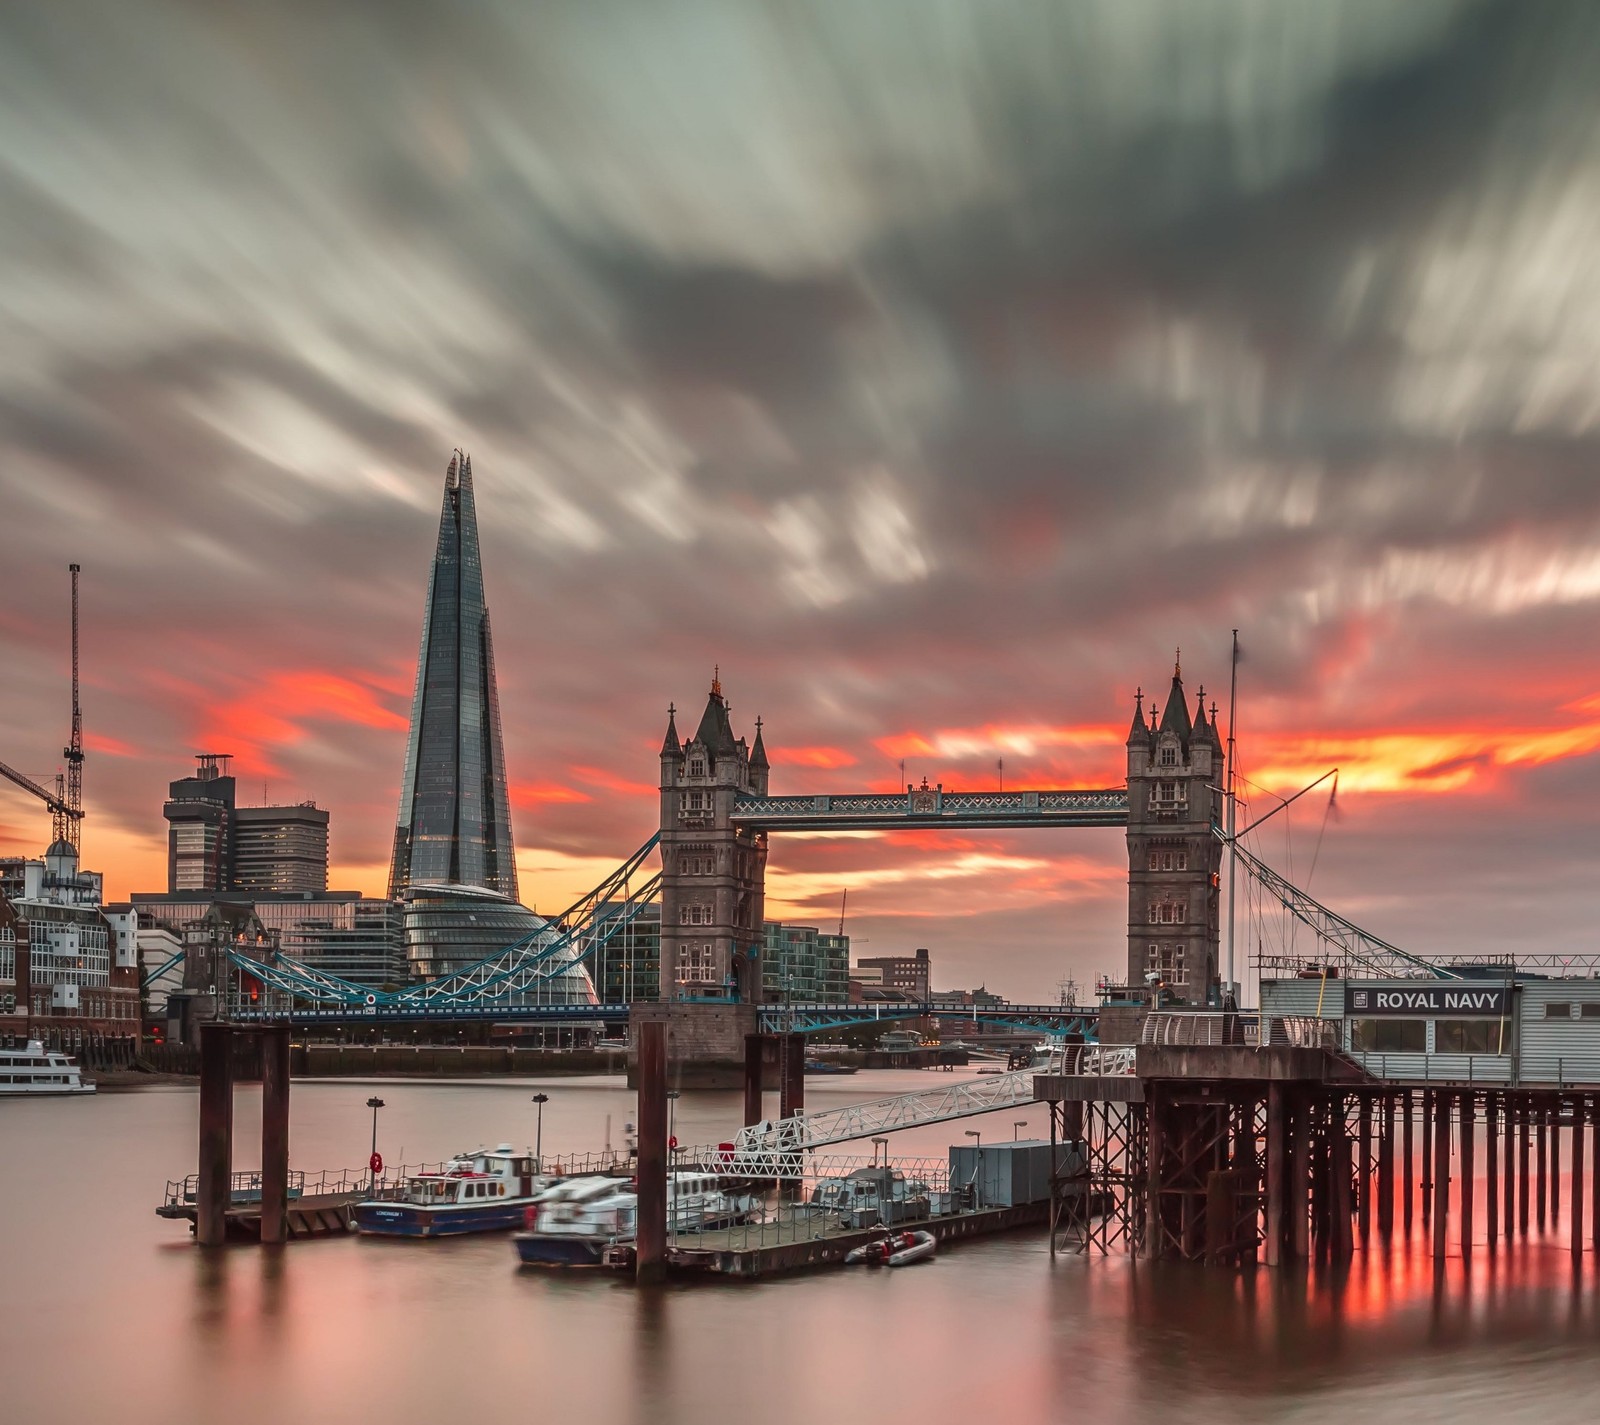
[{"xmin": 0, "ymin": 564, "xmax": 85, "ymax": 848}]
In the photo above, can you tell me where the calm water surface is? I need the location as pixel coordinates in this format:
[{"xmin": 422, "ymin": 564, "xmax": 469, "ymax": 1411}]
[{"xmin": 5, "ymin": 1070, "xmax": 1600, "ymax": 1425}]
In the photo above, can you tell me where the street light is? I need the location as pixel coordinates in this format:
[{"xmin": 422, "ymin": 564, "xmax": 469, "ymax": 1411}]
[
  {"xmin": 666, "ymin": 1089, "xmax": 681, "ymax": 1163},
  {"xmin": 666, "ymin": 1091, "xmax": 682, "ymax": 1244},
  {"xmin": 1014, "ymin": 1120, "xmax": 1027, "ymax": 1141},
  {"xmin": 872, "ymin": 1136, "xmax": 889, "ymax": 1168},
  {"xmin": 965, "ymin": 1129, "xmax": 983, "ymax": 1209},
  {"xmin": 531, "ymin": 1092, "xmax": 550, "ymax": 1172},
  {"xmin": 366, "ymin": 1096, "xmax": 386, "ymax": 1192}
]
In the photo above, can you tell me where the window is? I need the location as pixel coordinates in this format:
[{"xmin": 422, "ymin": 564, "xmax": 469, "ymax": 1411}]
[
  {"xmin": 678, "ymin": 904, "xmax": 712, "ymax": 926},
  {"xmin": 676, "ymin": 943, "xmax": 716, "ymax": 984},
  {"xmin": 1159, "ymin": 745, "xmax": 1177, "ymax": 766},
  {"xmin": 1348, "ymin": 1019, "xmax": 1426, "ymax": 1053},
  {"xmin": 689, "ymin": 758, "xmax": 705, "ymax": 777},
  {"xmin": 1583, "ymin": 1004, "xmax": 1600, "ymax": 1019},
  {"xmin": 1435, "ymin": 1020, "xmax": 1506, "ymax": 1055},
  {"xmin": 1544, "ymin": 1003, "xmax": 1574, "ymax": 1020}
]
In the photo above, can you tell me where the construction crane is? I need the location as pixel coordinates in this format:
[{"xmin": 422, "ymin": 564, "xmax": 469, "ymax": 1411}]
[
  {"xmin": 0, "ymin": 760, "xmax": 79, "ymax": 836},
  {"xmin": 62, "ymin": 563, "xmax": 83, "ymax": 850},
  {"xmin": 0, "ymin": 565, "xmax": 85, "ymax": 849}
]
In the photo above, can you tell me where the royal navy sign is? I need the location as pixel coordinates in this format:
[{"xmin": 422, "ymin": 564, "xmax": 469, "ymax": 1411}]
[{"xmin": 1343, "ymin": 983, "xmax": 1509, "ymax": 1017}]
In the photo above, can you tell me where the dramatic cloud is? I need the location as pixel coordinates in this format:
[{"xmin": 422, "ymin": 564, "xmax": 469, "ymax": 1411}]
[{"xmin": 3, "ymin": 1, "xmax": 1600, "ymax": 998}]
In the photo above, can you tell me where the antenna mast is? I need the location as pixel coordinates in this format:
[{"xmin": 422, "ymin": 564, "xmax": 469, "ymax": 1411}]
[
  {"xmin": 838, "ymin": 888, "xmax": 847, "ymax": 939},
  {"xmin": 62, "ymin": 563, "xmax": 83, "ymax": 851}
]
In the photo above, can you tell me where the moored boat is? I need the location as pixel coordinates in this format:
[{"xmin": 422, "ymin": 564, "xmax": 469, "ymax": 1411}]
[
  {"xmin": 353, "ymin": 1145, "xmax": 561, "ymax": 1237},
  {"xmin": 514, "ymin": 1170, "xmax": 761, "ymax": 1268},
  {"xmin": 845, "ymin": 1228, "xmax": 937, "ymax": 1266},
  {"xmin": 0, "ymin": 1040, "xmax": 95, "ymax": 1096}
]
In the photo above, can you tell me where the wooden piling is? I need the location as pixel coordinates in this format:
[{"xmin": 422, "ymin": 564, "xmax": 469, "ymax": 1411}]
[
  {"xmin": 1550, "ymin": 1099, "xmax": 1562, "ymax": 1224},
  {"xmin": 1377, "ymin": 1095, "xmax": 1395, "ymax": 1240},
  {"xmin": 1266, "ymin": 1083, "xmax": 1287, "ymax": 1267},
  {"xmin": 635, "ymin": 1020, "xmax": 668, "ymax": 1284},
  {"xmin": 1537, "ymin": 1103, "xmax": 1549, "ymax": 1234},
  {"xmin": 1358, "ymin": 1095, "xmax": 1373, "ymax": 1247},
  {"xmin": 1402, "ymin": 1091, "xmax": 1415, "ymax": 1235},
  {"xmin": 1290, "ymin": 1093, "xmax": 1311, "ymax": 1261},
  {"xmin": 259, "ymin": 1027, "xmax": 291, "ymax": 1247},
  {"xmin": 1332, "ymin": 1095, "xmax": 1354, "ymax": 1260},
  {"xmin": 1591, "ymin": 1097, "xmax": 1600, "ymax": 1257},
  {"xmin": 196, "ymin": 1023, "xmax": 235, "ymax": 1248},
  {"xmin": 1460, "ymin": 1094, "xmax": 1475, "ymax": 1258},
  {"xmin": 1570, "ymin": 1095, "xmax": 1585, "ymax": 1263},
  {"xmin": 1432, "ymin": 1091, "xmax": 1451, "ymax": 1263},
  {"xmin": 1505, "ymin": 1094, "xmax": 1518, "ymax": 1241},
  {"xmin": 1485, "ymin": 1093, "xmax": 1499, "ymax": 1249},
  {"xmin": 1518, "ymin": 1095, "xmax": 1531, "ymax": 1238},
  {"xmin": 1421, "ymin": 1090, "xmax": 1434, "ymax": 1227}
]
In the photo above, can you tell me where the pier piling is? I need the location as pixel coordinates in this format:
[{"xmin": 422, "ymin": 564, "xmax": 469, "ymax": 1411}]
[
  {"xmin": 259, "ymin": 1027, "xmax": 291, "ymax": 1246},
  {"xmin": 196, "ymin": 1023, "xmax": 235, "ymax": 1248},
  {"xmin": 1570, "ymin": 1096, "xmax": 1585, "ymax": 1262},
  {"xmin": 1486, "ymin": 1094, "xmax": 1499, "ymax": 1249},
  {"xmin": 1460, "ymin": 1094, "xmax": 1474, "ymax": 1258},
  {"xmin": 1432, "ymin": 1092, "xmax": 1450, "ymax": 1263},
  {"xmin": 742, "ymin": 1034, "xmax": 764, "ymax": 1127},
  {"xmin": 779, "ymin": 1033, "xmax": 805, "ymax": 1121}
]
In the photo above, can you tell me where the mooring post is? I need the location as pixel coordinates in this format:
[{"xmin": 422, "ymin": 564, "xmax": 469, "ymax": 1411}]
[
  {"xmin": 1485, "ymin": 1093, "xmax": 1499, "ymax": 1250},
  {"xmin": 779, "ymin": 1033, "xmax": 805, "ymax": 1121},
  {"xmin": 635, "ymin": 1020, "xmax": 668, "ymax": 1285},
  {"xmin": 259, "ymin": 1027, "xmax": 291, "ymax": 1246},
  {"xmin": 1460, "ymin": 1093, "xmax": 1475, "ymax": 1259},
  {"xmin": 1432, "ymin": 1091, "xmax": 1451, "ymax": 1263},
  {"xmin": 196, "ymin": 1022, "xmax": 235, "ymax": 1248},
  {"xmin": 1377, "ymin": 1095, "xmax": 1395, "ymax": 1241},
  {"xmin": 742, "ymin": 1033, "xmax": 764, "ymax": 1128},
  {"xmin": 1569, "ymin": 1095, "xmax": 1585, "ymax": 1264},
  {"xmin": 1266, "ymin": 1082, "xmax": 1287, "ymax": 1267}
]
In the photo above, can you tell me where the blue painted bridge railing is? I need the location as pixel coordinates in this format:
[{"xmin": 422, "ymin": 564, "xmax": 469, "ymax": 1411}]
[{"xmin": 731, "ymin": 788, "xmax": 1128, "ymax": 831}]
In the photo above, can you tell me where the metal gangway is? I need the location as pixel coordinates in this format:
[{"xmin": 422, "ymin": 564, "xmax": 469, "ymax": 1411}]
[{"xmin": 713, "ymin": 1045, "xmax": 1136, "ymax": 1168}]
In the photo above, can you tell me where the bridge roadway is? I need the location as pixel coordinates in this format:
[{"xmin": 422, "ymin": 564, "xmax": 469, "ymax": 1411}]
[
  {"xmin": 227, "ymin": 1001, "xmax": 1099, "ymax": 1033},
  {"xmin": 730, "ymin": 787, "xmax": 1129, "ymax": 831}
]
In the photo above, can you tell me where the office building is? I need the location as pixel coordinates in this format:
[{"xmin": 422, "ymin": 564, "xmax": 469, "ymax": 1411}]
[
  {"xmin": 163, "ymin": 753, "xmax": 329, "ymax": 895},
  {"xmin": 855, "ymin": 947, "xmax": 932, "ymax": 999}
]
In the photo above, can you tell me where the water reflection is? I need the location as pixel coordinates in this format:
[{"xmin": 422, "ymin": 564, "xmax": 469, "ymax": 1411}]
[{"xmin": 9, "ymin": 1080, "xmax": 1600, "ymax": 1425}]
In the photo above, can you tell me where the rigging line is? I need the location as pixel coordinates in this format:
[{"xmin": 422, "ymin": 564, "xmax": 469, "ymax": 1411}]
[{"xmin": 1304, "ymin": 771, "xmax": 1339, "ymax": 890}]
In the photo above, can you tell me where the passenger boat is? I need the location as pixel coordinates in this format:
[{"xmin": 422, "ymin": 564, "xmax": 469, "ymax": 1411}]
[
  {"xmin": 811, "ymin": 1166, "xmax": 931, "ymax": 1226},
  {"xmin": 845, "ymin": 1228, "xmax": 937, "ymax": 1267},
  {"xmin": 0, "ymin": 1040, "xmax": 95, "ymax": 1096},
  {"xmin": 804, "ymin": 1057, "xmax": 858, "ymax": 1075},
  {"xmin": 514, "ymin": 1170, "xmax": 760, "ymax": 1267},
  {"xmin": 353, "ymin": 1145, "xmax": 559, "ymax": 1237}
]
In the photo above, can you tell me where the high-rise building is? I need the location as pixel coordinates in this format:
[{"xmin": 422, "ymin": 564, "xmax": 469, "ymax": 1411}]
[
  {"xmin": 232, "ymin": 804, "xmax": 329, "ymax": 894},
  {"xmin": 855, "ymin": 947, "xmax": 931, "ymax": 999},
  {"xmin": 162, "ymin": 754, "xmax": 329, "ymax": 895},
  {"xmin": 388, "ymin": 450, "xmax": 518, "ymax": 903}
]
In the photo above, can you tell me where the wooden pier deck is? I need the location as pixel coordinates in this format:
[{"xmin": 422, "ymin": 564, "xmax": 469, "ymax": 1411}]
[{"xmin": 157, "ymin": 1191, "xmax": 361, "ymax": 1242}]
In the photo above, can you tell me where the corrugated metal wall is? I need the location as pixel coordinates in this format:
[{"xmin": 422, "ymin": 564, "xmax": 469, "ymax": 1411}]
[
  {"xmin": 1516, "ymin": 981, "xmax": 1600, "ymax": 1085},
  {"xmin": 1261, "ymin": 978, "xmax": 1343, "ymax": 1018}
]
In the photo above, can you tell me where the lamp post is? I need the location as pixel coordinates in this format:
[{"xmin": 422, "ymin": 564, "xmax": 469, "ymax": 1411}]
[
  {"xmin": 965, "ymin": 1129, "xmax": 982, "ymax": 1209},
  {"xmin": 872, "ymin": 1136, "xmax": 889, "ymax": 1169},
  {"xmin": 1013, "ymin": 1120, "xmax": 1027, "ymax": 1141},
  {"xmin": 366, "ymin": 1096, "xmax": 385, "ymax": 1192},
  {"xmin": 666, "ymin": 1091, "xmax": 681, "ymax": 1244},
  {"xmin": 531, "ymin": 1092, "xmax": 550, "ymax": 1172}
]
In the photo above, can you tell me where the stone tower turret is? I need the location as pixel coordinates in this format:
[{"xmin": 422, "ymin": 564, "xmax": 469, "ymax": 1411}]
[
  {"xmin": 1125, "ymin": 654, "xmax": 1223, "ymax": 1005},
  {"xmin": 657, "ymin": 672, "xmax": 769, "ymax": 1002}
]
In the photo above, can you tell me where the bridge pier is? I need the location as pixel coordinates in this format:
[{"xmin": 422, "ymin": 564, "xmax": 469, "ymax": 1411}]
[
  {"xmin": 627, "ymin": 1003, "xmax": 760, "ymax": 1090},
  {"xmin": 635, "ymin": 1020, "xmax": 668, "ymax": 1285}
]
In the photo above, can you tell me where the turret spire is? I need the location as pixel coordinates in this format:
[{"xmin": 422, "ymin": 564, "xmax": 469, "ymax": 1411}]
[{"xmin": 660, "ymin": 702, "xmax": 681, "ymax": 757}]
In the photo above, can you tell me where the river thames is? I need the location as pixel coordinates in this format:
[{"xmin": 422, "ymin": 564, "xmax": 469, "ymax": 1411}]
[{"xmin": 6, "ymin": 1071, "xmax": 1600, "ymax": 1425}]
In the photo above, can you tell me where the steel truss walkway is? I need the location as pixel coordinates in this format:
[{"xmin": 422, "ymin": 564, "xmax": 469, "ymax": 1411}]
[
  {"xmin": 722, "ymin": 1046, "xmax": 1136, "ymax": 1163},
  {"xmin": 731, "ymin": 787, "xmax": 1128, "ymax": 832}
]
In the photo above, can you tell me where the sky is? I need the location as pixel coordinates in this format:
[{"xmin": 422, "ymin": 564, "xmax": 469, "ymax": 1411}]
[{"xmin": 3, "ymin": 1, "xmax": 1600, "ymax": 1002}]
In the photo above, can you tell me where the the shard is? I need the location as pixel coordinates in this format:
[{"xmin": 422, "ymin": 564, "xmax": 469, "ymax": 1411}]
[{"xmin": 388, "ymin": 450, "xmax": 518, "ymax": 904}]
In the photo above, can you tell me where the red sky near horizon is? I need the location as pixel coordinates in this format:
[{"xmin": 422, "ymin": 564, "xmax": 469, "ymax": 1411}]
[{"xmin": 4, "ymin": 4, "xmax": 1600, "ymax": 1000}]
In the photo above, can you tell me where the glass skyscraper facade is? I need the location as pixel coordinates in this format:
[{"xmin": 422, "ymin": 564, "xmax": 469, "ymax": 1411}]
[{"xmin": 388, "ymin": 451, "xmax": 518, "ymax": 903}]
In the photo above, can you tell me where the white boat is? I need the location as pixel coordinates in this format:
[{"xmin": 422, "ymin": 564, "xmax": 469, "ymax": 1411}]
[
  {"xmin": 811, "ymin": 1166, "xmax": 930, "ymax": 1225},
  {"xmin": 845, "ymin": 1228, "xmax": 937, "ymax": 1266},
  {"xmin": 353, "ymin": 1145, "xmax": 562, "ymax": 1237},
  {"xmin": 514, "ymin": 1170, "xmax": 759, "ymax": 1267},
  {"xmin": 0, "ymin": 1040, "xmax": 95, "ymax": 1096}
]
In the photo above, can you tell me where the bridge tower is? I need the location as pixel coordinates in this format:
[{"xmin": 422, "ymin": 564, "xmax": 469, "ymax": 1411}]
[
  {"xmin": 1124, "ymin": 657, "xmax": 1224, "ymax": 1005},
  {"xmin": 657, "ymin": 672, "xmax": 769, "ymax": 1003}
]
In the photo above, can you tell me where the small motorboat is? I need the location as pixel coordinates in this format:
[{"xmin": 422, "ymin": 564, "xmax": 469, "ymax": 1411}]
[
  {"xmin": 353, "ymin": 1145, "xmax": 560, "ymax": 1237},
  {"xmin": 845, "ymin": 1228, "xmax": 936, "ymax": 1267}
]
